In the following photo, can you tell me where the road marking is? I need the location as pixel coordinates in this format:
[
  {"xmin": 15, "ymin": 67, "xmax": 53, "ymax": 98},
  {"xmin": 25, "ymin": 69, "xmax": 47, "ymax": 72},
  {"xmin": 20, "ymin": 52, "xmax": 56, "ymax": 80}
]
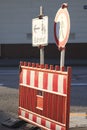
[
  {"xmin": 71, "ymin": 83, "xmax": 87, "ymax": 86},
  {"xmin": 70, "ymin": 113, "xmax": 87, "ymax": 117},
  {"xmin": 0, "ymin": 72, "xmax": 18, "ymax": 75}
]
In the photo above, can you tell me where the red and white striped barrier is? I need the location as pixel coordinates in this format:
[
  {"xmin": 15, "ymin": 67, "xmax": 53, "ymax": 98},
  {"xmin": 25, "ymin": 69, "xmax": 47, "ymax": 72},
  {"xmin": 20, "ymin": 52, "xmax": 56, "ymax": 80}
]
[{"xmin": 18, "ymin": 61, "xmax": 72, "ymax": 130}]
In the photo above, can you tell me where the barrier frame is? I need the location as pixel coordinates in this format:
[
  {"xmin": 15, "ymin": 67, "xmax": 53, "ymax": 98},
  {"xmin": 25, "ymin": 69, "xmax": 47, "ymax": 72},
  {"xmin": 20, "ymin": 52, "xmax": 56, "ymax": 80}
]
[{"xmin": 18, "ymin": 61, "xmax": 72, "ymax": 130}]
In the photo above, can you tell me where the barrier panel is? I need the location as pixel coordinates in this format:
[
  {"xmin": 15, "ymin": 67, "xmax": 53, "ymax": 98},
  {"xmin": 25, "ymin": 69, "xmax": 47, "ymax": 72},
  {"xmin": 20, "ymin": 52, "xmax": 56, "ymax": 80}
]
[{"xmin": 18, "ymin": 61, "xmax": 72, "ymax": 130}]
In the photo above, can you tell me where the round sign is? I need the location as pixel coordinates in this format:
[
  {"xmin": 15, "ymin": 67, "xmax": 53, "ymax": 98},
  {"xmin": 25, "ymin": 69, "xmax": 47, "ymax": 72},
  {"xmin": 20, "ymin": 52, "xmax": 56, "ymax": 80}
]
[{"xmin": 54, "ymin": 3, "xmax": 70, "ymax": 49}]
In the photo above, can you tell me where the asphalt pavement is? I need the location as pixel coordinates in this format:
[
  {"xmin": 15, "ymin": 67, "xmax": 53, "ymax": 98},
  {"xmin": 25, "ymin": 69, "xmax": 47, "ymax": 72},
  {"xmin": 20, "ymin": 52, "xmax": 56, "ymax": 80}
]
[{"xmin": 0, "ymin": 59, "xmax": 87, "ymax": 130}]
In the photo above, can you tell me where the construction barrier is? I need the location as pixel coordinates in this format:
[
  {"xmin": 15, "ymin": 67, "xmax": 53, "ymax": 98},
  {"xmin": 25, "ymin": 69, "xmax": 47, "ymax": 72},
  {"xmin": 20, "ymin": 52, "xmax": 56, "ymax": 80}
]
[{"xmin": 18, "ymin": 61, "xmax": 72, "ymax": 130}]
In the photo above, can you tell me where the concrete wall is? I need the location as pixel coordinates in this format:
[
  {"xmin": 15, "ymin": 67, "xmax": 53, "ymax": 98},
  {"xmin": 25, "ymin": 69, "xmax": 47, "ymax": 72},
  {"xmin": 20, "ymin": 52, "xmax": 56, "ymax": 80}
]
[
  {"xmin": 0, "ymin": 0, "xmax": 87, "ymax": 44},
  {"xmin": 0, "ymin": 0, "xmax": 87, "ymax": 62},
  {"xmin": 1, "ymin": 43, "xmax": 87, "ymax": 61}
]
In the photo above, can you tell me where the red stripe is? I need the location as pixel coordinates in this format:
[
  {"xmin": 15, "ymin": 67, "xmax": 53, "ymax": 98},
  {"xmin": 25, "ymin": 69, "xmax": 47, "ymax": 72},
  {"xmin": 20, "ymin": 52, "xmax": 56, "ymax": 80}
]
[
  {"xmin": 27, "ymin": 88, "xmax": 30, "ymax": 110},
  {"xmin": 29, "ymin": 88, "xmax": 32, "ymax": 111},
  {"xmin": 53, "ymin": 74, "xmax": 58, "ymax": 92},
  {"xmin": 50, "ymin": 122, "xmax": 56, "ymax": 130},
  {"xmin": 27, "ymin": 70, "xmax": 30, "ymax": 85},
  {"xmin": 62, "ymin": 97, "xmax": 66, "ymax": 124},
  {"xmin": 25, "ymin": 87, "xmax": 27, "ymax": 109},
  {"xmin": 26, "ymin": 87, "xmax": 30, "ymax": 110},
  {"xmin": 19, "ymin": 86, "xmax": 22, "ymax": 107},
  {"xmin": 33, "ymin": 115, "xmax": 37, "ymax": 122},
  {"xmin": 20, "ymin": 86, "xmax": 23, "ymax": 107},
  {"xmin": 43, "ymin": 92, "xmax": 49, "ymax": 117},
  {"xmin": 53, "ymin": 95, "xmax": 57, "ymax": 121},
  {"xmin": 31, "ymin": 89, "xmax": 34, "ymax": 112},
  {"xmin": 61, "ymin": 127, "xmax": 65, "ymax": 130},
  {"xmin": 25, "ymin": 112, "xmax": 29, "ymax": 119},
  {"xmin": 43, "ymin": 72, "xmax": 48, "ymax": 89},
  {"xmin": 60, "ymin": 96, "xmax": 63, "ymax": 123},
  {"xmin": 48, "ymin": 94, "xmax": 54, "ymax": 119},
  {"xmin": 34, "ymin": 71, "xmax": 38, "ymax": 87},
  {"xmin": 48, "ymin": 94, "xmax": 52, "ymax": 118},
  {"xmin": 57, "ymin": 95, "xmax": 60, "ymax": 122},
  {"xmin": 41, "ymin": 118, "xmax": 46, "ymax": 126},
  {"xmin": 21, "ymin": 86, "xmax": 24, "ymax": 108},
  {"xmin": 33, "ymin": 89, "xmax": 37, "ymax": 113},
  {"xmin": 23, "ymin": 87, "xmax": 26, "ymax": 108}
]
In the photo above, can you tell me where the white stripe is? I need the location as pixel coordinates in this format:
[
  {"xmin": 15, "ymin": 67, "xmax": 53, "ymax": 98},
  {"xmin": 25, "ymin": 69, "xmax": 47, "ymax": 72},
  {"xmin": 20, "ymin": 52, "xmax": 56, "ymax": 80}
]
[
  {"xmin": 23, "ymin": 69, "xmax": 27, "ymax": 84},
  {"xmin": 38, "ymin": 72, "xmax": 43, "ymax": 89},
  {"xmin": 56, "ymin": 125, "xmax": 61, "ymax": 130},
  {"xmin": 30, "ymin": 70, "xmax": 35, "ymax": 86},
  {"xmin": 58, "ymin": 75, "xmax": 64, "ymax": 93},
  {"xmin": 21, "ymin": 110, "xmax": 25, "ymax": 117},
  {"xmin": 46, "ymin": 120, "xmax": 51, "ymax": 129},
  {"xmin": 29, "ymin": 113, "xmax": 33, "ymax": 120},
  {"xmin": 48, "ymin": 73, "xmax": 53, "ymax": 91},
  {"xmin": 36, "ymin": 117, "xmax": 41, "ymax": 125}
]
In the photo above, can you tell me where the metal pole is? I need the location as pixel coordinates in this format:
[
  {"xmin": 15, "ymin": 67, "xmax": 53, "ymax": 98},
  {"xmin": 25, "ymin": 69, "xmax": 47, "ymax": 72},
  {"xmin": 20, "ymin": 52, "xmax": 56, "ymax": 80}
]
[
  {"xmin": 40, "ymin": 47, "xmax": 44, "ymax": 64},
  {"xmin": 39, "ymin": 6, "xmax": 44, "ymax": 96},
  {"xmin": 39, "ymin": 6, "xmax": 44, "ymax": 65},
  {"xmin": 60, "ymin": 48, "xmax": 65, "ymax": 69},
  {"xmin": 40, "ymin": 6, "xmax": 43, "ymax": 16}
]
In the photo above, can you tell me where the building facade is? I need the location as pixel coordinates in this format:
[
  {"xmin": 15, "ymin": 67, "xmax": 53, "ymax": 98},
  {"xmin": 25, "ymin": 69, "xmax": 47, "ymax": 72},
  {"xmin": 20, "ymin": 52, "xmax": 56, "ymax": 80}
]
[{"xmin": 0, "ymin": 0, "xmax": 87, "ymax": 61}]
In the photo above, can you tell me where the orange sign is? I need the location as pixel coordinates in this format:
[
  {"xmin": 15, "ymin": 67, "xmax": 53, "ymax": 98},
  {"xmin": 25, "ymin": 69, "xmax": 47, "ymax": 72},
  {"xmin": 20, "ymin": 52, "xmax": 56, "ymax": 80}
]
[{"xmin": 37, "ymin": 95, "xmax": 43, "ymax": 110}]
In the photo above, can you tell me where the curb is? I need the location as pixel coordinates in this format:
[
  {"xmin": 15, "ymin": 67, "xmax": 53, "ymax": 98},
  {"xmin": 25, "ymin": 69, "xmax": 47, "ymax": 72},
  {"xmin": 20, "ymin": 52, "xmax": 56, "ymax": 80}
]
[{"xmin": 70, "ymin": 113, "xmax": 87, "ymax": 128}]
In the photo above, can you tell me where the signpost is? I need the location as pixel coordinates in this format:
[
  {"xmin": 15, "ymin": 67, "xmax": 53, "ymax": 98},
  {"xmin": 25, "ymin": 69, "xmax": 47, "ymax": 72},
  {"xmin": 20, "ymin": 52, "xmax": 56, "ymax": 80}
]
[
  {"xmin": 18, "ymin": 4, "xmax": 72, "ymax": 130},
  {"xmin": 54, "ymin": 3, "xmax": 70, "ymax": 69},
  {"xmin": 32, "ymin": 6, "xmax": 48, "ymax": 64}
]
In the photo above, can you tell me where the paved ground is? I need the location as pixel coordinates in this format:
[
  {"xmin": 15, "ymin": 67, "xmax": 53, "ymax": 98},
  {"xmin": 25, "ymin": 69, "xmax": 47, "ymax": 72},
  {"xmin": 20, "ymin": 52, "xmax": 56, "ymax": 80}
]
[{"xmin": 0, "ymin": 61, "xmax": 87, "ymax": 130}]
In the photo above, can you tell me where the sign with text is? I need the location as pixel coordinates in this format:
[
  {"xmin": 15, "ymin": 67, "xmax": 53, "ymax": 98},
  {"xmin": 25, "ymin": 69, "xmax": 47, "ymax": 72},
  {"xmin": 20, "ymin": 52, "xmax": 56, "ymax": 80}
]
[{"xmin": 32, "ymin": 16, "xmax": 48, "ymax": 47}]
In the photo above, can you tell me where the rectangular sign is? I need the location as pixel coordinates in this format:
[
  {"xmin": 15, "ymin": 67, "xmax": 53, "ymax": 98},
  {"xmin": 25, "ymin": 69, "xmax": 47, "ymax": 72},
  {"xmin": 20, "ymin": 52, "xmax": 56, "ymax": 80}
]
[{"xmin": 32, "ymin": 16, "xmax": 48, "ymax": 47}]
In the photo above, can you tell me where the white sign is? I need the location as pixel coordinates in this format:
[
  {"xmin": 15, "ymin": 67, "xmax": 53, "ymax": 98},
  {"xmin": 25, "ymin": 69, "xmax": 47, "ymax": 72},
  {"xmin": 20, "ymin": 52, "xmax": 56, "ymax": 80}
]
[{"xmin": 32, "ymin": 16, "xmax": 48, "ymax": 47}]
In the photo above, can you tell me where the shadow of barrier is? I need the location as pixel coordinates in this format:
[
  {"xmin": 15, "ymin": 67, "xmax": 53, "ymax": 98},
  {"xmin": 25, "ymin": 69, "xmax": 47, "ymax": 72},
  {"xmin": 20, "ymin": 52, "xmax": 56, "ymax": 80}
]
[{"xmin": 18, "ymin": 61, "xmax": 72, "ymax": 130}]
